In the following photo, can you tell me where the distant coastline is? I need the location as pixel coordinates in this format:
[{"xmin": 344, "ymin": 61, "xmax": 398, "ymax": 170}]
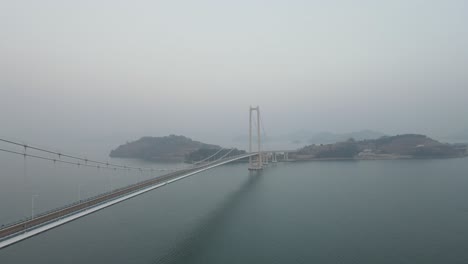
[
  {"xmin": 110, "ymin": 134, "xmax": 468, "ymax": 164},
  {"xmin": 288, "ymin": 134, "xmax": 468, "ymax": 162},
  {"xmin": 286, "ymin": 155, "xmax": 467, "ymax": 162}
]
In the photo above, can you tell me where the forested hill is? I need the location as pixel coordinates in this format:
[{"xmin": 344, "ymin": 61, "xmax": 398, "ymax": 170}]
[
  {"xmin": 110, "ymin": 135, "xmax": 220, "ymax": 162},
  {"xmin": 296, "ymin": 134, "xmax": 467, "ymax": 159}
]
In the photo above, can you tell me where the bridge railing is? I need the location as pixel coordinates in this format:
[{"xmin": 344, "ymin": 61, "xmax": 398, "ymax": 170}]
[{"xmin": 0, "ymin": 175, "xmax": 156, "ymax": 231}]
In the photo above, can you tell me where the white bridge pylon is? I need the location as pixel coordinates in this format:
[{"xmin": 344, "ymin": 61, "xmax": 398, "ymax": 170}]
[{"xmin": 248, "ymin": 106, "xmax": 263, "ymax": 171}]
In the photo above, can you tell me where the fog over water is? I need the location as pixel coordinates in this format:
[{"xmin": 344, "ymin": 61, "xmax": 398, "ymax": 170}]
[
  {"xmin": 2, "ymin": 2, "xmax": 468, "ymax": 263},
  {"xmin": 1, "ymin": 1, "xmax": 468, "ymax": 150}
]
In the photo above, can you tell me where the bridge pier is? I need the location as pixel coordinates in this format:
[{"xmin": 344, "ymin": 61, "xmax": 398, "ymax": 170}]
[{"xmin": 248, "ymin": 106, "xmax": 263, "ymax": 171}]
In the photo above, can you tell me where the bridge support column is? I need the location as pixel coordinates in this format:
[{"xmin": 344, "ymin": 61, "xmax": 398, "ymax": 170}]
[{"xmin": 249, "ymin": 106, "xmax": 263, "ymax": 171}]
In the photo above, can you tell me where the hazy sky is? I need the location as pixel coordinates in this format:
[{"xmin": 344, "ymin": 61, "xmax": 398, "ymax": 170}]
[{"xmin": 1, "ymin": 0, "xmax": 467, "ymax": 148}]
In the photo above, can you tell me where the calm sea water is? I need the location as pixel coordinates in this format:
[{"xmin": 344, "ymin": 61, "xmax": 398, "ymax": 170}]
[{"xmin": 1, "ymin": 147, "xmax": 468, "ymax": 263}]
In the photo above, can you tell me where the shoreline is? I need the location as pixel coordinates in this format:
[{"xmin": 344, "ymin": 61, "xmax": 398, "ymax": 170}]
[{"xmin": 288, "ymin": 154, "xmax": 468, "ymax": 162}]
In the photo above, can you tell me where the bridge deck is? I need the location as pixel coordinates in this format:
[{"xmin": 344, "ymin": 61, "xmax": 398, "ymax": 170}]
[{"xmin": 0, "ymin": 153, "xmax": 255, "ymax": 249}]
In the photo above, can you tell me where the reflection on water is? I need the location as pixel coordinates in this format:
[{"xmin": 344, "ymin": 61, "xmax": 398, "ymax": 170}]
[{"xmin": 155, "ymin": 173, "xmax": 262, "ymax": 264}]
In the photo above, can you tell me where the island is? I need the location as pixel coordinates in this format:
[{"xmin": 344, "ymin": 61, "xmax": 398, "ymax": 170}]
[
  {"xmin": 292, "ymin": 134, "xmax": 468, "ymax": 161},
  {"xmin": 110, "ymin": 135, "xmax": 245, "ymax": 163}
]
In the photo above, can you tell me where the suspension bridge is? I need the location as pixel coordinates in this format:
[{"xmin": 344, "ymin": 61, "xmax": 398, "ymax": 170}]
[{"xmin": 0, "ymin": 106, "xmax": 291, "ymax": 249}]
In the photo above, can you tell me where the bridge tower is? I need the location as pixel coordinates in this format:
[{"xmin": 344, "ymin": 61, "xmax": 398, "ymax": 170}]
[{"xmin": 249, "ymin": 106, "xmax": 263, "ymax": 170}]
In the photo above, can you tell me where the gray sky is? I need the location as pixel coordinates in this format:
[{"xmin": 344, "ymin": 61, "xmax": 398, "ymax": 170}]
[{"xmin": 1, "ymin": 0, "xmax": 467, "ymax": 148}]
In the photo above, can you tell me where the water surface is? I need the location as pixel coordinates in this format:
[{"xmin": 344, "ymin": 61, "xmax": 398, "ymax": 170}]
[{"xmin": 1, "ymin": 153, "xmax": 468, "ymax": 263}]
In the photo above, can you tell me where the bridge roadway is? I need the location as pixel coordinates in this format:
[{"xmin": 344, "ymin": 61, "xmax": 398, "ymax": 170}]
[{"xmin": 0, "ymin": 153, "xmax": 257, "ymax": 249}]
